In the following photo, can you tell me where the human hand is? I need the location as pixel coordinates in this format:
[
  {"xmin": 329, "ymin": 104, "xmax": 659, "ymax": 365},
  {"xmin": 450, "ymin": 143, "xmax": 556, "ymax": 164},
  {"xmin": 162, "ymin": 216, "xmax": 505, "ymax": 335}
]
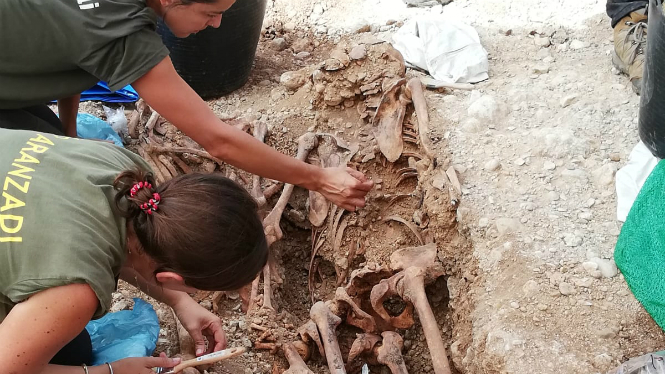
[
  {"xmin": 317, "ymin": 167, "xmax": 374, "ymax": 211},
  {"xmin": 110, "ymin": 354, "xmax": 181, "ymax": 374},
  {"xmin": 173, "ymin": 297, "xmax": 228, "ymax": 355}
]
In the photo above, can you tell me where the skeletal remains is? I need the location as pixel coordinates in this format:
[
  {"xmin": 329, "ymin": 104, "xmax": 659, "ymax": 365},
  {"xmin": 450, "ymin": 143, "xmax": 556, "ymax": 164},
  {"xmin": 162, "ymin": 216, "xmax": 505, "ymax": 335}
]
[{"xmin": 130, "ymin": 44, "xmax": 457, "ymax": 373}]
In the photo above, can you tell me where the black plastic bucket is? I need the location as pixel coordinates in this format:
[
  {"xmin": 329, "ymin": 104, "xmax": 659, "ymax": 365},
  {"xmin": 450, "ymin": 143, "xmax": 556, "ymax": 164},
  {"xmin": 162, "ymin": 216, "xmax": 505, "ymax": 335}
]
[
  {"xmin": 639, "ymin": 0, "xmax": 665, "ymax": 157},
  {"xmin": 157, "ymin": 0, "xmax": 268, "ymax": 99}
]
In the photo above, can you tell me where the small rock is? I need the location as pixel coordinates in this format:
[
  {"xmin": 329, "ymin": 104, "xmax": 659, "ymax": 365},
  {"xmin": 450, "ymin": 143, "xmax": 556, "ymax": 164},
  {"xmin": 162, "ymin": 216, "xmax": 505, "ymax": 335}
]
[
  {"xmin": 468, "ymin": 95, "xmax": 500, "ymax": 120},
  {"xmin": 283, "ymin": 22, "xmax": 296, "ymax": 32},
  {"xmin": 610, "ymin": 153, "xmax": 621, "ymax": 162},
  {"xmin": 547, "ymin": 191, "xmax": 559, "ymax": 201},
  {"xmin": 270, "ymin": 37, "xmax": 288, "ymax": 51},
  {"xmin": 479, "ymin": 217, "xmax": 490, "ymax": 228},
  {"xmin": 570, "ymin": 39, "xmax": 590, "ymax": 50},
  {"xmin": 349, "ymin": 45, "xmax": 367, "ymax": 60},
  {"xmin": 579, "ymin": 211, "xmax": 593, "ymax": 221},
  {"xmin": 312, "ymin": 3, "xmax": 324, "ymax": 15},
  {"xmin": 596, "ymin": 328, "xmax": 617, "ymax": 339},
  {"xmin": 536, "ymin": 48, "xmax": 552, "ymax": 59},
  {"xmin": 295, "ymin": 51, "xmax": 311, "ymax": 59},
  {"xmin": 291, "ymin": 39, "xmax": 313, "ymax": 53},
  {"xmin": 496, "ymin": 218, "xmax": 521, "ymax": 235},
  {"xmin": 461, "ymin": 118, "xmax": 482, "ymax": 133},
  {"xmin": 563, "ymin": 233, "xmax": 583, "ymax": 247},
  {"xmin": 591, "ymin": 258, "xmax": 618, "ymax": 278},
  {"xmin": 593, "ymin": 353, "xmax": 613, "ymax": 370},
  {"xmin": 582, "ymin": 261, "xmax": 599, "ymax": 273},
  {"xmin": 200, "ymin": 300, "xmax": 213, "ymax": 311},
  {"xmin": 559, "ymin": 282, "xmax": 576, "ymax": 296},
  {"xmin": 514, "ymin": 158, "xmax": 526, "ymax": 166},
  {"xmin": 510, "ymin": 301, "xmax": 520, "ymax": 309},
  {"xmin": 534, "ymin": 35, "xmax": 551, "ymax": 47},
  {"xmin": 532, "ymin": 64, "xmax": 550, "ymax": 74},
  {"xmin": 523, "ymin": 280, "xmax": 540, "ymax": 297},
  {"xmin": 584, "ymin": 198, "xmax": 596, "ymax": 208},
  {"xmin": 592, "ymin": 163, "xmax": 619, "ymax": 186},
  {"xmin": 355, "ymin": 24, "xmax": 371, "ymax": 33},
  {"xmin": 543, "ymin": 161, "xmax": 556, "ymax": 170},
  {"xmin": 560, "ymin": 94, "xmax": 578, "ymax": 108},
  {"xmin": 485, "ymin": 159, "xmax": 501, "ymax": 171},
  {"xmin": 280, "ymin": 70, "xmax": 308, "ymax": 90},
  {"xmin": 536, "ymin": 303, "xmax": 548, "ymax": 311}
]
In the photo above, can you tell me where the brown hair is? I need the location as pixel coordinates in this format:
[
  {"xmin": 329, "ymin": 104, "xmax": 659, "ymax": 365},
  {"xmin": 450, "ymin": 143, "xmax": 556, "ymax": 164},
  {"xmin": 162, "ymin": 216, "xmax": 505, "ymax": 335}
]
[{"xmin": 113, "ymin": 169, "xmax": 268, "ymax": 291}]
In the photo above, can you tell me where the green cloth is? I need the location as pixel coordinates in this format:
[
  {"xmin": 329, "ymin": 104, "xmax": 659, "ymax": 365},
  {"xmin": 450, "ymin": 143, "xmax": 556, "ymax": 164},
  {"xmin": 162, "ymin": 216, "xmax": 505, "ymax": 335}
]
[
  {"xmin": 0, "ymin": 0, "xmax": 169, "ymax": 109},
  {"xmin": 0, "ymin": 128, "xmax": 152, "ymax": 322},
  {"xmin": 616, "ymin": 159, "xmax": 665, "ymax": 330}
]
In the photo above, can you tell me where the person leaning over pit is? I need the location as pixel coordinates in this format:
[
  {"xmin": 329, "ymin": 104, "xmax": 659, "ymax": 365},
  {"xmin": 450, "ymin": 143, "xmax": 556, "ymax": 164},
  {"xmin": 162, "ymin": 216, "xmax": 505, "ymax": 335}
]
[
  {"xmin": 0, "ymin": 125, "xmax": 269, "ymax": 374},
  {"xmin": 0, "ymin": 0, "xmax": 373, "ymax": 212}
]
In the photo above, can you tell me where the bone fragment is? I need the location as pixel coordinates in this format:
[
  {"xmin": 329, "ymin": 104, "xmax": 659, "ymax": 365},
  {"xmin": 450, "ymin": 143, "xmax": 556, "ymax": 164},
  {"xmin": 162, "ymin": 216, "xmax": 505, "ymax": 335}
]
[
  {"xmin": 128, "ymin": 98, "xmax": 147, "ymax": 139},
  {"xmin": 263, "ymin": 133, "xmax": 318, "ymax": 246},
  {"xmin": 331, "ymin": 287, "xmax": 376, "ymax": 332},
  {"xmin": 376, "ymin": 331, "xmax": 409, "ymax": 374},
  {"xmin": 310, "ymin": 301, "xmax": 346, "ymax": 374},
  {"xmin": 298, "ymin": 320, "xmax": 325, "ymax": 359},
  {"xmin": 283, "ymin": 343, "xmax": 315, "ymax": 374},
  {"xmin": 406, "ymin": 78, "xmax": 436, "ymax": 159},
  {"xmin": 373, "ymin": 78, "xmax": 409, "ymax": 162}
]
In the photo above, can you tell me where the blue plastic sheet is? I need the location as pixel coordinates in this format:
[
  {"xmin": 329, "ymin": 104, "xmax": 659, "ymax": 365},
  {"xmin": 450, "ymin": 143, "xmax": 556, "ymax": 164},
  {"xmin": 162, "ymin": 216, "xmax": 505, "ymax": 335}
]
[
  {"xmin": 85, "ymin": 298, "xmax": 160, "ymax": 366},
  {"xmin": 77, "ymin": 113, "xmax": 124, "ymax": 147},
  {"xmin": 82, "ymin": 82, "xmax": 139, "ymax": 103},
  {"xmin": 50, "ymin": 82, "xmax": 139, "ymax": 103}
]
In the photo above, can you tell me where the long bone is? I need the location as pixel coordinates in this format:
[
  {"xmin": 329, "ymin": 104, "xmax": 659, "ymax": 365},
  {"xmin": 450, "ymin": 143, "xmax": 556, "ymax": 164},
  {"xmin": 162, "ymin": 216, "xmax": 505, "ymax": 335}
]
[
  {"xmin": 250, "ymin": 133, "xmax": 319, "ymax": 313},
  {"xmin": 283, "ymin": 343, "xmax": 315, "ymax": 374},
  {"xmin": 310, "ymin": 301, "xmax": 346, "ymax": 374},
  {"xmin": 371, "ymin": 244, "xmax": 451, "ymax": 374},
  {"xmin": 404, "ymin": 78, "xmax": 435, "ymax": 160}
]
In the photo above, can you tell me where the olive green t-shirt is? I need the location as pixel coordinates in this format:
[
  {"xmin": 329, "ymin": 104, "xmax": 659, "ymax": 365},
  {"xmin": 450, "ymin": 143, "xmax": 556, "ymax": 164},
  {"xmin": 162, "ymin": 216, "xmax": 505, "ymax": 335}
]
[
  {"xmin": 0, "ymin": 129, "xmax": 152, "ymax": 322},
  {"xmin": 0, "ymin": 0, "xmax": 169, "ymax": 109}
]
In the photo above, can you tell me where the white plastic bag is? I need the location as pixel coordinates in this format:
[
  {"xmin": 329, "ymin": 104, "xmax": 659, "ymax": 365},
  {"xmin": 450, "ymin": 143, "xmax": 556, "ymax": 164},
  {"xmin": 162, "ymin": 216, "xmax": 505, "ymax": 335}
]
[
  {"xmin": 392, "ymin": 16, "xmax": 489, "ymax": 83},
  {"xmin": 616, "ymin": 141, "xmax": 660, "ymax": 222},
  {"xmin": 103, "ymin": 105, "xmax": 128, "ymax": 137}
]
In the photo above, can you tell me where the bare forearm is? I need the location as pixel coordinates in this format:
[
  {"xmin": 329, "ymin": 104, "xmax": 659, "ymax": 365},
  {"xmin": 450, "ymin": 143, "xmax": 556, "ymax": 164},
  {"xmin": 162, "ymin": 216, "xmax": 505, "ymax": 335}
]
[
  {"xmin": 209, "ymin": 122, "xmax": 323, "ymax": 190},
  {"xmin": 57, "ymin": 94, "xmax": 80, "ymax": 137},
  {"xmin": 133, "ymin": 58, "xmax": 323, "ymax": 190}
]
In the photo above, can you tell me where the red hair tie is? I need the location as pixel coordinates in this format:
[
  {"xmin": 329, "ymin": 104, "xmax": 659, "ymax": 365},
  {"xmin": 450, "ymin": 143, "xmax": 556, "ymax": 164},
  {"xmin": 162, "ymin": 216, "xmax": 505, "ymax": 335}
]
[
  {"xmin": 140, "ymin": 192, "xmax": 161, "ymax": 215},
  {"xmin": 129, "ymin": 181, "xmax": 153, "ymax": 197}
]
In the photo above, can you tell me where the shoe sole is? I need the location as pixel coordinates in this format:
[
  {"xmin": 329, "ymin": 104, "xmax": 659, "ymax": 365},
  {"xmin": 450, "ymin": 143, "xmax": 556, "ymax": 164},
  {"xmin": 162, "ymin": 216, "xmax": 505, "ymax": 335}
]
[{"xmin": 612, "ymin": 50, "xmax": 641, "ymax": 94}]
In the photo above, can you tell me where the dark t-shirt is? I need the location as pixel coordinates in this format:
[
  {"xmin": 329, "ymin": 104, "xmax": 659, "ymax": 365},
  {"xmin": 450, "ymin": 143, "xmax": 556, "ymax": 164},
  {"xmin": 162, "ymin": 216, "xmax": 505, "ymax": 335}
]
[{"xmin": 0, "ymin": 0, "xmax": 169, "ymax": 109}]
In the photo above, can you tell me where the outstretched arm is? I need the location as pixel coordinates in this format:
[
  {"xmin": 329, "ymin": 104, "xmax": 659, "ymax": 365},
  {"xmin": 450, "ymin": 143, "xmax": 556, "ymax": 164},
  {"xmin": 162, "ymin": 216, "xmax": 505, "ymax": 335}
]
[{"xmin": 132, "ymin": 57, "xmax": 373, "ymax": 211}]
